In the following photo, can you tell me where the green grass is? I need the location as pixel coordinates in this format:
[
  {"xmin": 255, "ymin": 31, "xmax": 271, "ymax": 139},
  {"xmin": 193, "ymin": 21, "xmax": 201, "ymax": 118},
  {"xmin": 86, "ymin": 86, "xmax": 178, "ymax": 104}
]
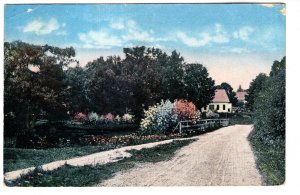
[
  {"xmin": 249, "ymin": 137, "xmax": 285, "ymax": 185},
  {"xmin": 229, "ymin": 114, "xmax": 253, "ymax": 125},
  {"xmin": 4, "ymin": 144, "xmax": 121, "ymax": 173},
  {"xmin": 5, "ymin": 139, "xmax": 196, "ymax": 187}
]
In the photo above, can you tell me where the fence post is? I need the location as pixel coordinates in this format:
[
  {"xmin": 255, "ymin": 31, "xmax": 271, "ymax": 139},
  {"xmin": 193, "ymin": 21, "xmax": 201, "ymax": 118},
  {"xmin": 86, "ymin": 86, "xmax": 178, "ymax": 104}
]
[{"xmin": 179, "ymin": 122, "xmax": 182, "ymax": 134}]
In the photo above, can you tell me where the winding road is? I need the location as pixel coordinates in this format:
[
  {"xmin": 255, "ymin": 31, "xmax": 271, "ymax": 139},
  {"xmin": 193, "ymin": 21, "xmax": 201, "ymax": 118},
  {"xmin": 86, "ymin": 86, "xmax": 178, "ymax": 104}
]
[{"xmin": 98, "ymin": 125, "xmax": 263, "ymax": 186}]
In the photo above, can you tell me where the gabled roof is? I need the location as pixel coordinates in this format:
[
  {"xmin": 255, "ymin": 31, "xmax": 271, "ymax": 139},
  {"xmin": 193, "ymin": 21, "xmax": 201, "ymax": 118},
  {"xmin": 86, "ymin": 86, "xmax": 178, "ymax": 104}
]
[
  {"xmin": 212, "ymin": 89, "xmax": 230, "ymax": 103},
  {"xmin": 236, "ymin": 91, "xmax": 247, "ymax": 101}
]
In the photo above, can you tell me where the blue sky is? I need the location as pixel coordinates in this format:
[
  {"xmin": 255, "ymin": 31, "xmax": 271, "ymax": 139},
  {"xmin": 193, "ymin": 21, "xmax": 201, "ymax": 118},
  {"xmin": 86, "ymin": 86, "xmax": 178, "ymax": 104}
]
[{"xmin": 4, "ymin": 3, "xmax": 286, "ymax": 90}]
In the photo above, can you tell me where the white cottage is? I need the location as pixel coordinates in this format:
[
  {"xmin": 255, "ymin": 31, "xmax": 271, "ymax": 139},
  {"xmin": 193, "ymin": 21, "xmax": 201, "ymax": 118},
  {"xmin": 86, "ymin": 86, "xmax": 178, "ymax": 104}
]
[{"xmin": 202, "ymin": 89, "xmax": 232, "ymax": 113}]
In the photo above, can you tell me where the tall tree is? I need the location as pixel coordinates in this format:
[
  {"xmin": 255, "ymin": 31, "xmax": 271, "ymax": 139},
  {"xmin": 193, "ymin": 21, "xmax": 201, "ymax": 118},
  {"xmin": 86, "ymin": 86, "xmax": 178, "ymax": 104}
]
[
  {"xmin": 270, "ymin": 56, "xmax": 286, "ymax": 77},
  {"xmin": 4, "ymin": 41, "xmax": 75, "ymax": 132},
  {"xmin": 245, "ymin": 73, "xmax": 268, "ymax": 111},
  {"xmin": 65, "ymin": 65, "xmax": 89, "ymax": 115},
  {"xmin": 216, "ymin": 82, "xmax": 238, "ymax": 106},
  {"xmin": 183, "ymin": 63, "xmax": 215, "ymax": 110},
  {"xmin": 85, "ymin": 56, "xmax": 134, "ymax": 115},
  {"xmin": 122, "ymin": 46, "xmax": 164, "ymax": 115},
  {"xmin": 160, "ymin": 50, "xmax": 185, "ymax": 101}
]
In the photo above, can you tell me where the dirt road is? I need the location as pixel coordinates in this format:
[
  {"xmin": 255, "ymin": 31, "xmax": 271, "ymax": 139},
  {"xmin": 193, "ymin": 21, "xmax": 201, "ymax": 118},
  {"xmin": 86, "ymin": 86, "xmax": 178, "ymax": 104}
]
[{"xmin": 98, "ymin": 125, "xmax": 263, "ymax": 186}]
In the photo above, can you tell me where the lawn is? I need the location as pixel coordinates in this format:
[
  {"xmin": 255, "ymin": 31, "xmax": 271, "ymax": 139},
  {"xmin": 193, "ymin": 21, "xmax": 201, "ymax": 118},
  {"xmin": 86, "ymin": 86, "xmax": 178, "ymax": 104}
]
[{"xmin": 6, "ymin": 139, "xmax": 196, "ymax": 187}]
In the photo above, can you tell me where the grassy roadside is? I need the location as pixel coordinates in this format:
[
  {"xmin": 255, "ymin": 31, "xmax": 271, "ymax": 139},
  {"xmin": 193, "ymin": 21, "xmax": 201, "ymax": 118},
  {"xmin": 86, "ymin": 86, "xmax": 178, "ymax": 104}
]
[
  {"xmin": 4, "ymin": 125, "xmax": 222, "ymax": 173},
  {"xmin": 5, "ymin": 139, "xmax": 196, "ymax": 187},
  {"xmin": 249, "ymin": 136, "xmax": 285, "ymax": 185},
  {"xmin": 4, "ymin": 134, "xmax": 183, "ymax": 173},
  {"xmin": 4, "ymin": 144, "xmax": 121, "ymax": 173}
]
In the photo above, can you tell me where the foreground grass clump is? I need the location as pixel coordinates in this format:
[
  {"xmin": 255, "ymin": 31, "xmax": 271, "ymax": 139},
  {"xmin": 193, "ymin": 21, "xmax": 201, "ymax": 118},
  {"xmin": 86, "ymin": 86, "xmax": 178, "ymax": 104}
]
[
  {"xmin": 249, "ymin": 137, "xmax": 285, "ymax": 185},
  {"xmin": 4, "ymin": 144, "xmax": 120, "ymax": 173},
  {"xmin": 6, "ymin": 139, "xmax": 196, "ymax": 187}
]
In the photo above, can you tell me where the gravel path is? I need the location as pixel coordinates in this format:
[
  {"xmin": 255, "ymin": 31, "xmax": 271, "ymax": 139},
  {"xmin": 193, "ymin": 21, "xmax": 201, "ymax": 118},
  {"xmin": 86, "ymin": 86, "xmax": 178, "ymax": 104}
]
[{"xmin": 98, "ymin": 125, "xmax": 263, "ymax": 186}]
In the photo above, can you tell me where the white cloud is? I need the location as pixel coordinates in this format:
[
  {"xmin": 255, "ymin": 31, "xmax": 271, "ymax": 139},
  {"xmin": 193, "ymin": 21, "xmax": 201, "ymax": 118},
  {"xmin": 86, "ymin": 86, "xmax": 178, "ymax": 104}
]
[
  {"xmin": 123, "ymin": 28, "xmax": 156, "ymax": 42},
  {"xmin": 113, "ymin": 19, "xmax": 157, "ymax": 42},
  {"xmin": 110, "ymin": 20, "xmax": 125, "ymax": 30},
  {"xmin": 26, "ymin": 8, "xmax": 33, "ymax": 13},
  {"xmin": 176, "ymin": 23, "xmax": 229, "ymax": 47},
  {"xmin": 233, "ymin": 26, "xmax": 254, "ymax": 41},
  {"xmin": 176, "ymin": 32, "xmax": 211, "ymax": 47},
  {"xmin": 230, "ymin": 47, "xmax": 250, "ymax": 54},
  {"xmin": 79, "ymin": 30, "xmax": 123, "ymax": 49},
  {"xmin": 79, "ymin": 19, "xmax": 161, "ymax": 49},
  {"xmin": 23, "ymin": 18, "xmax": 60, "ymax": 35}
]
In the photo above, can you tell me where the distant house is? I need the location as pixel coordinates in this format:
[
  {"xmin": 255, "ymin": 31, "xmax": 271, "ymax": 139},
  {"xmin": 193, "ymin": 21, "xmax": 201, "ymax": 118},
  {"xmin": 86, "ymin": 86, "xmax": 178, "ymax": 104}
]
[
  {"xmin": 235, "ymin": 85, "xmax": 247, "ymax": 104},
  {"xmin": 236, "ymin": 91, "xmax": 247, "ymax": 104},
  {"xmin": 202, "ymin": 89, "xmax": 232, "ymax": 113}
]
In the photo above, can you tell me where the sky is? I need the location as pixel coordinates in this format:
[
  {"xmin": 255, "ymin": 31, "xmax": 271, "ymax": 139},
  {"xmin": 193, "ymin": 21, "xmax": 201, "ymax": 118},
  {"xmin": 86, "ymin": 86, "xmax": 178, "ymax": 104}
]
[{"xmin": 4, "ymin": 3, "xmax": 286, "ymax": 90}]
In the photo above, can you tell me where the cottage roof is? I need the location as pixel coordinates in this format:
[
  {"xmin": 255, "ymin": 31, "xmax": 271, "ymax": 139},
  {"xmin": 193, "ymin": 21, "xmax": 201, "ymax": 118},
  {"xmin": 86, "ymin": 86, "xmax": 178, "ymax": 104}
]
[
  {"xmin": 236, "ymin": 91, "xmax": 247, "ymax": 101},
  {"xmin": 212, "ymin": 89, "xmax": 230, "ymax": 103}
]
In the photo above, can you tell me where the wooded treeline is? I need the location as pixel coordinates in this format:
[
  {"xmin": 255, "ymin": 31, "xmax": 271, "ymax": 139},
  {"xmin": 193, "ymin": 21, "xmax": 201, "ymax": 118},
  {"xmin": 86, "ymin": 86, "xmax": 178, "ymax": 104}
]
[{"xmin": 4, "ymin": 41, "xmax": 216, "ymax": 136}]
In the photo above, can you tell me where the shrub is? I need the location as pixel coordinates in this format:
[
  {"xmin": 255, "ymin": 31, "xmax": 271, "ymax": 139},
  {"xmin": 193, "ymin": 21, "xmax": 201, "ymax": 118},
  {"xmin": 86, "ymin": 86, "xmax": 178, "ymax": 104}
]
[
  {"xmin": 115, "ymin": 115, "xmax": 121, "ymax": 123},
  {"xmin": 88, "ymin": 112, "xmax": 99, "ymax": 123},
  {"xmin": 74, "ymin": 112, "xmax": 88, "ymax": 122},
  {"xmin": 173, "ymin": 99, "xmax": 197, "ymax": 120},
  {"xmin": 195, "ymin": 110, "xmax": 202, "ymax": 121},
  {"xmin": 104, "ymin": 113, "xmax": 114, "ymax": 122},
  {"xmin": 205, "ymin": 110, "xmax": 219, "ymax": 119},
  {"xmin": 98, "ymin": 115, "xmax": 105, "ymax": 123},
  {"xmin": 122, "ymin": 113, "xmax": 134, "ymax": 123},
  {"xmin": 140, "ymin": 102, "xmax": 161, "ymax": 134},
  {"xmin": 140, "ymin": 99, "xmax": 202, "ymax": 135},
  {"xmin": 155, "ymin": 100, "xmax": 178, "ymax": 133}
]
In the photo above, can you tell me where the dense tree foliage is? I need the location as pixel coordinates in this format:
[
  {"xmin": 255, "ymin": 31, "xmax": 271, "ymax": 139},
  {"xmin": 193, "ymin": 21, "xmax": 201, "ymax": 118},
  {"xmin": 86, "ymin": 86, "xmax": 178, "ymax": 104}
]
[
  {"xmin": 249, "ymin": 56, "xmax": 286, "ymax": 185},
  {"xmin": 4, "ymin": 42, "xmax": 216, "ymax": 137},
  {"xmin": 252, "ymin": 57, "xmax": 286, "ymax": 141},
  {"xmin": 245, "ymin": 73, "xmax": 268, "ymax": 111},
  {"xmin": 216, "ymin": 82, "xmax": 238, "ymax": 106},
  {"xmin": 4, "ymin": 41, "xmax": 75, "ymax": 134},
  {"xmin": 183, "ymin": 63, "xmax": 215, "ymax": 109},
  {"xmin": 65, "ymin": 65, "xmax": 89, "ymax": 115}
]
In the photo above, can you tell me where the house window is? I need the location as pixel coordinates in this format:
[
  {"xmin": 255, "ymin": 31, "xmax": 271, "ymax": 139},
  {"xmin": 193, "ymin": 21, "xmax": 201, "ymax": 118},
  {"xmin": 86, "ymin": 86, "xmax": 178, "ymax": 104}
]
[
  {"xmin": 209, "ymin": 105, "xmax": 214, "ymax": 110},
  {"xmin": 217, "ymin": 105, "xmax": 219, "ymax": 110},
  {"xmin": 228, "ymin": 108, "xmax": 231, "ymax": 112},
  {"xmin": 223, "ymin": 104, "xmax": 226, "ymax": 110}
]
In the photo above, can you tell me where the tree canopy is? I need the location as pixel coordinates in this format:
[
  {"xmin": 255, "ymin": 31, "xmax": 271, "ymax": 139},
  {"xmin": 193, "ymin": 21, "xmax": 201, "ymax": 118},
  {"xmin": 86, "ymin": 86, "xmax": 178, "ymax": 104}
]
[
  {"xmin": 245, "ymin": 73, "xmax": 268, "ymax": 111},
  {"xmin": 4, "ymin": 42, "xmax": 216, "ymax": 136},
  {"xmin": 4, "ymin": 41, "xmax": 76, "ymax": 133}
]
